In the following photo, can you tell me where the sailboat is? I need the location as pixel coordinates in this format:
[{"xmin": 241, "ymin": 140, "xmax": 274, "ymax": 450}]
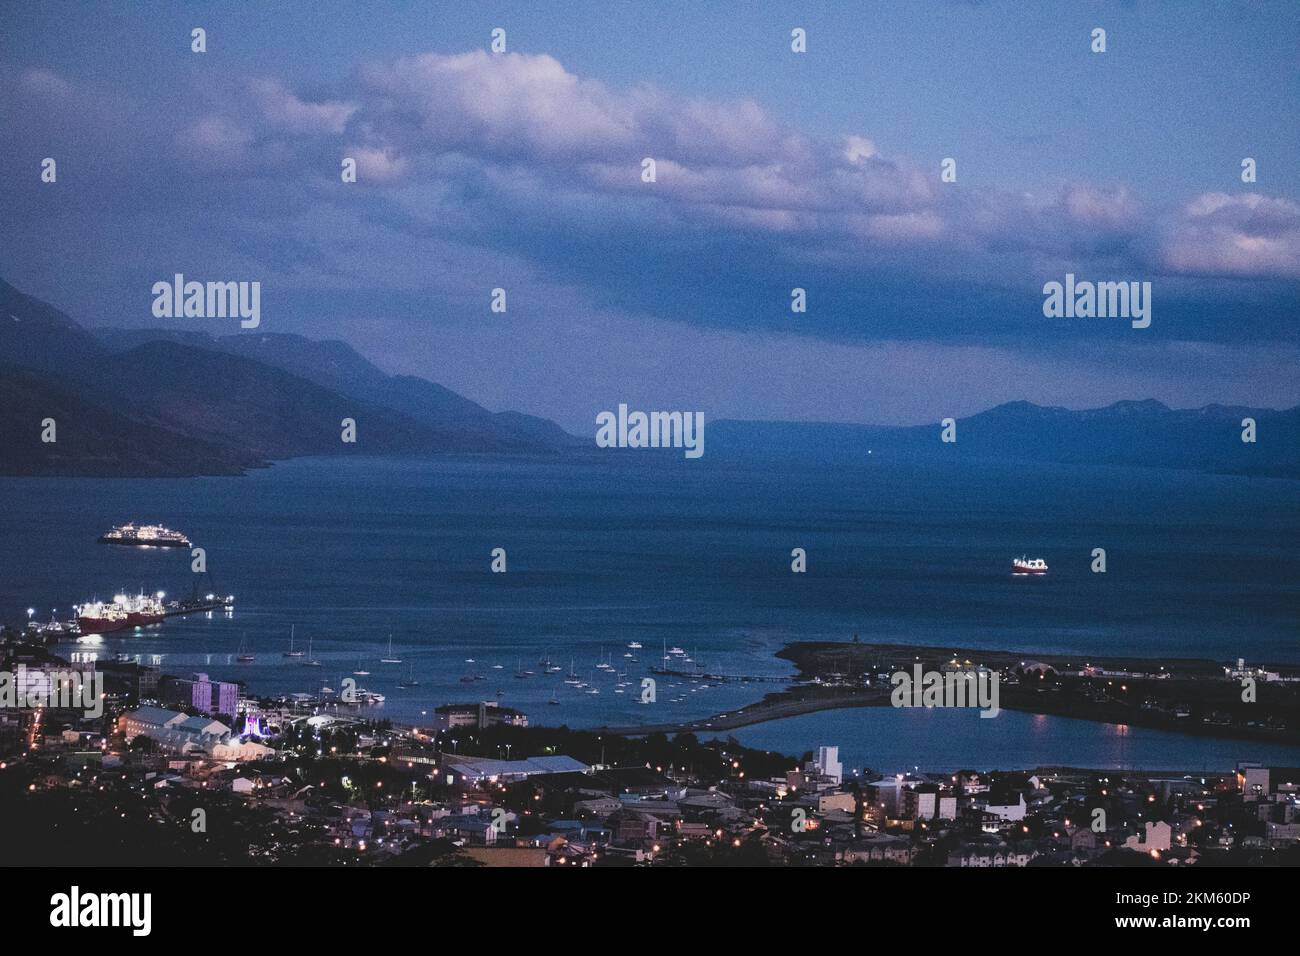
[
  {"xmin": 398, "ymin": 664, "xmax": 419, "ymax": 688},
  {"xmin": 380, "ymin": 634, "xmax": 401, "ymax": 664},
  {"xmin": 303, "ymin": 636, "xmax": 321, "ymax": 667},
  {"xmin": 236, "ymin": 634, "xmax": 255, "ymax": 663},
  {"xmin": 515, "ymin": 659, "xmax": 534, "ymax": 679},
  {"xmin": 547, "ymin": 687, "xmax": 560, "ymax": 706},
  {"xmin": 282, "ymin": 624, "xmax": 305, "ymax": 658},
  {"xmin": 353, "ymin": 656, "xmax": 370, "ymax": 676}
]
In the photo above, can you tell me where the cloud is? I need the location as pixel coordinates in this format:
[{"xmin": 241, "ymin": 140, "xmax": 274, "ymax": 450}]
[
  {"xmin": 352, "ymin": 51, "xmax": 931, "ymax": 224},
  {"xmin": 19, "ymin": 67, "xmax": 74, "ymax": 100},
  {"xmin": 338, "ymin": 50, "xmax": 1300, "ymax": 298},
  {"xmin": 1162, "ymin": 192, "xmax": 1300, "ymax": 279},
  {"xmin": 175, "ymin": 115, "xmax": 256, "ymax": 166},
  {"xmin": 344, "ymin": 146, "xmax": 408, "ymax": 183},
  {"xmin": 3, "ymin": 48, "xmax": 1297, "ymax": 361},
  {"xmin": 32, "ymin": 47, "xmax": 1289, "ymax": 297},
  {"xmin": 1063, "ymin": 184, "xmax": 1143, "ymax": 230},
  {"xmin": 247, "ymin": 77, "xmax": 356, "ymax": 135},
  {"xmin": 357, "ymin": 51, "xmax": 639, "ymax": 161}
]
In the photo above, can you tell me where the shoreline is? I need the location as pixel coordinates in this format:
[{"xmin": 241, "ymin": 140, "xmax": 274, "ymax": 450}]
[
  {"xmin": 591, "ymin": 687, "xmax": 891, "ymax": 736},
  {"xmin": 588, "ymin": 640, "xmax": 1300, "ymax": 746}
]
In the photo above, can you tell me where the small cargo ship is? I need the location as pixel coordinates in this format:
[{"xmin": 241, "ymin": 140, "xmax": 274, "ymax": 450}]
[
  {"xmin": 98, "ymin": 523, "xmax": 191, "ymax": 548},
  {"xmin": 120, "ymin": 591, "xmax": 166, "ymax": 627},
  {"xmin": 75, "ymin": 600, "xmax": 130, "ymax": 635},
  {"xmin": 1011, "ymin": 556, "xmax": 1049, "ymax": 576},
  {"xmin": 75, "ymin": 591, "xmax": 166, "ymax": 633}
]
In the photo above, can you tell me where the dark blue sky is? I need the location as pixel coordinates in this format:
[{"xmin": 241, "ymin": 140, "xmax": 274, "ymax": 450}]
[{"xmin": 2, "ymin": 0, "xmax": 1297, "ymax": 429}]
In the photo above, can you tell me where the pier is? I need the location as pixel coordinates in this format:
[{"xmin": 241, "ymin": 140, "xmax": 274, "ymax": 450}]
[
  {"xmin": 591, "ymin": 687, "xmax": 891, "ymax": 737},
  {"xmin": 648, "ymin": 666, "xmax": 790, "ymax": 683}
]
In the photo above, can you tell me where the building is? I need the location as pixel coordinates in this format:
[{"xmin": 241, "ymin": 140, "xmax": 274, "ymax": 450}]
[
  {"xmin": 1265, "ymin": 822, "xmax": 1300, "ymax": 845},
  {"xmin": 904, "ymin": 784, "xmax": 939, "ymax": 821},
  {"xmin": 433, "ymin": 701, "xmax": 529, "ymax": 731},
  {"xmin": 574, "ymin": 794, "xmax": 623, "ymax": 817},
  {"xmin": 161, "ymin": 673, "xmax": 240, "ymax": 719},
  {"xmin": 137, "ymin": 664, "xmax": 160, "ymax": 699},
  {"xmin": 1124, "ymin": 821, "xmax": 1172, "ymax": 853},
  {"xmin": 611, "ymin": 809, "xmax": 664, "ymax": 844},
  {"xmin": 815, "ymin": 746, "xmax": 843, "ymax": 785},
  {"xmin": 866, "ymin": 777, "xmax": 904, "ymax": 816},
  {"xmin": 212, "ymin": 739, "xmax": 276, "ymax": 762},
  {"xmin": 842, "ymin": 833, "xmax": 913, "ymax": 865},
  {"xmin": 462, "ymin": 846, "xmax": 550, "ymax": 866},
  {"xmin": 818, "ymin": 792, "xmax": 856, "ymax": 814},
  {"xmin": 441, "ymin": 754, "xmax": 589, "ymax": 786},
  {"xmin": 983, "ymin": 791, "xmax": 1027, "ymax": 822},
  {"xmin": 119, "ymin": 706, "xmax": 231, "ymax": 753},
  {"xmin": 1239, "ymin": 765, "xmax": 1270, "ymax": 801},
  {"xmin": 947, "ymin": 842, "xmax": 1038, "ymax": 867}
]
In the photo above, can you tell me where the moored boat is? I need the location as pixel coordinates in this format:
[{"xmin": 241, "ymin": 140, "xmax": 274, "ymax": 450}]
[{"xmin": 75, "ymin": 600, "xmax": 130, "ymax": 635}]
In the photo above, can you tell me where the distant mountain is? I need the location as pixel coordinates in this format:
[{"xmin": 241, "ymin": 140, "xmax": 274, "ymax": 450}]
[
  {"xmin": 0, "ymin": 278, "xmax": 577, "ymax": 477},
  {"xmin": 95, "ymin": 328, "xmax": 580, "ymax": 450},
  {"xmin": 0, "ymin": 361, "xmax": 259, "ymax": 477},
  {"xmin": 710, "ymin": 399, "xmax": 1300, "ymax": 478},
  {"xmin": 0, "ymin": 279, "xmax": 108, "ymax": 377},
  {"xmin": 96, "ymin": 341, "xmax": 470, "ymax": 460},
  {"xmin": 4, "ymin": 277, "xmax": 1293, "ymax": 479}
]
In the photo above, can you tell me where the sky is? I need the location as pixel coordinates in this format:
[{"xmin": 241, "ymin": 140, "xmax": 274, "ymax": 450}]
[{"xmin": 1, "ymin": 0, "xmax": 1298, "ymax": 430}]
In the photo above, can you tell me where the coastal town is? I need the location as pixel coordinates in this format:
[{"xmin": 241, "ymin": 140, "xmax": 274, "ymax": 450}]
[{"xmin": 3, "ymin": 621, "xmax": 1297, "ymax": 868}]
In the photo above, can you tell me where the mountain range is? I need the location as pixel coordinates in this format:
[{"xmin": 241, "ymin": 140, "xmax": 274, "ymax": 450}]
[
  {"xmin": 1, "ymin": 278, "xmax": 1295, "ymax": 478},
  {"xmin": 0, "ymin": 278, "xmax": 578, "ymax": 476},
  {"xmin": 710, "ymin": 399, "xmax": 1300, "ymax": 478}
]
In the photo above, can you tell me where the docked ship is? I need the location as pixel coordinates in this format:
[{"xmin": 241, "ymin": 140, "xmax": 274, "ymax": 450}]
[
  {"xmin": 1011, "ymin": 556, "xmax": 1049, "ymax": 576},
  {"xmin": 97, "ymin": 523, "xmax": 191, "ymax": 548},
  {"xmin": 119, "ymin": 591, "xmax": 166, "ymax": 626},
  {"xmin": 75, "ymin": 600, "xmax": 130, "ymax": 635},
  {"xmin": 75, "ymin": 591, "xmax": 166, "ymax": 634}
]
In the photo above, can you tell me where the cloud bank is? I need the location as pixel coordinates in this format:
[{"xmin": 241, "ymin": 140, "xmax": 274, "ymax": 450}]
[{"xmin": 1, "ymin": 50, "xmax": 1296, "ymax": 426}]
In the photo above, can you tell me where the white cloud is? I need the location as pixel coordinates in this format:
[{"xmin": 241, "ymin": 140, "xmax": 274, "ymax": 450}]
[
  {"xmin": 248, "ymin": 77, "xmax": 356, "ymax": 135},
  {"xmin": 175, "ymin": 115, "xmax": 255, "ymax": 165},
  {"xmin": 1162, "ymin": 192, "xmax": 1300, "ymax": 279},
  {"xmin": 19, "ymin": 67, "xmax": 73, "ymax": 99}
]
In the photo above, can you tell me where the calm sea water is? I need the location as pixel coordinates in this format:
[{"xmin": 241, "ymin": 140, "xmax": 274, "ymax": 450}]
[
  {"xmin": 3, "ymin": 453, "xmax": 1297, "ymax": 770},
  {"xmin": 707, "ymin": 708, "xmax": 1300, "ymax": 775}
]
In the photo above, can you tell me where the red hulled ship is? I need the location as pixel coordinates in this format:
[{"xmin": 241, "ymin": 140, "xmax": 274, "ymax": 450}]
[{"xmin": 75, "ymin": 592, "xmax": 166, "ymax": 634}]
